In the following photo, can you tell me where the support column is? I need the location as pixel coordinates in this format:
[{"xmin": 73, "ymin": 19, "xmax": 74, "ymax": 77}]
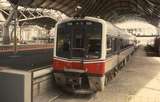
[
  {"xmin": 2, "ymin": 25, "xmax": 10, "ymax": 44},
  {"xmin": 13, "ymin": 8, "xmax": 18, "ymax": 53},
  {"xmin": 2, "ymin": 5, "xmax": 18, "ymax": 44},
  {"xmin": 157, "ymin": 27, "xmax": 160, "ymax": 35}
]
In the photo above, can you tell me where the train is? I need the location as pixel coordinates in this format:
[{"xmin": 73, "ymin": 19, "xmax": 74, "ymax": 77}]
[
  {"xmin": 0, "ymin": 25, "xmax": 2, "ymax": 43},
  {"xmin": 154, "ymin": 36, "xmax": 160, "ymax": 56},
  {"xmin": 52, "ymin": 17, "xmax": 136, "ymax": 93}
]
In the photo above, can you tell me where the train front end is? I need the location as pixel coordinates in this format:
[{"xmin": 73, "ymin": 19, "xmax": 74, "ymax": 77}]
[{"xmin": 53, "ymin": 18, "xmax": 106, "ymax": 92}]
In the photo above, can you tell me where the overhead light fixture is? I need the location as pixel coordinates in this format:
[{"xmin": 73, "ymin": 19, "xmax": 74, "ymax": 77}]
[
  {"xmin": 75, "ymin": 5, "xmax": 82, "ymax": 12},
  {"xmin": 76, "ymin": 5, "xmax": 82, "ymax": 9}
]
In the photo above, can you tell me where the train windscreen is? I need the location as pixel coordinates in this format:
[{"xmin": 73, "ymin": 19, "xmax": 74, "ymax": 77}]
[{"xmin": 56, "ymin": 20, "xmax": 102, "ymax": 59}]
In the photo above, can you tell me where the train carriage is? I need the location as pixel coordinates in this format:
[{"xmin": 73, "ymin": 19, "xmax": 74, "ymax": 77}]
[
  {"xmin": 52, "ymin": 17, "xmax": 135, "ymax": 93},
  {"xmin": 154, "ymin": 36, "xmax": 160, "ymax": 56}
]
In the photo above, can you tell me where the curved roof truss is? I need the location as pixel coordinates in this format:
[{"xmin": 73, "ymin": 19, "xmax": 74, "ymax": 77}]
[{"xmin": 7, "ymin": 0, "xmax": 160, "ymax": 26}]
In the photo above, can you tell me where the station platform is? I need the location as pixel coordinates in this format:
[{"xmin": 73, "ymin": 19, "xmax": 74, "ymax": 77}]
[
  {"xmin": 91, "ymin": 46, "xmax": 160, "ymax": 102},
  {"xmin": 0, "ymin": 44, "xmax": 53, "ymax": 70},
  {"xmin": 0, "ymin": 66, "xmax": 54, "ymax": 102}
]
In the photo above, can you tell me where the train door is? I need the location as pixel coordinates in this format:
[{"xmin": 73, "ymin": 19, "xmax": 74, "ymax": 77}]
[
  {"xmin": 106, "ymin": 36, "xmax": 118, "ymax": 71},
  {"xmin": 115, "ymin": 38, "xmax": 121, "ymax": 66},
  {"xmin": 113, "ymin": 37, "xmax": 119, "ymax": 68},
  {"xmin": 70, "ymin": 22, "xmax": 86, "ymax": 70}
]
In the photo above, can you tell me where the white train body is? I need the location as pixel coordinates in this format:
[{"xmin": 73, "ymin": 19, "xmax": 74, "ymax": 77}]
[{"xmin": 52, "ymin": 17, "xmax": 136, "ymax": 92}]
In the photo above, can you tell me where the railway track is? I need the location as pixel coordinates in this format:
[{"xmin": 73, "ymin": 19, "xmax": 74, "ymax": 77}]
[
  {"xmin": 47, "ymin": 94, "xmax": 62, "ymax": 102},
  {"xmin": 43, "ymin": 89, "xmax": 100, "ymax": 102},
  {"xmin": 0, "ymin": 48, "xmax": 53, "ymax": 70}
]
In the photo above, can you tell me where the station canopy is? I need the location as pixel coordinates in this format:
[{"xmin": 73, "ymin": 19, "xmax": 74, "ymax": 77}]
[
  {"xmin": 0, "ymin": 7, "xmax": 57, "ymax": 29},
  {"xmin": 8, "ymin": 0, "xmax": 160, "ymax": 26}
]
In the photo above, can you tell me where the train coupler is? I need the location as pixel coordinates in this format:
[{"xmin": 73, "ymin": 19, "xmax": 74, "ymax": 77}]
[{"xmin": 66, "ymin": 77, "xmax": 82, "ymax": 90}]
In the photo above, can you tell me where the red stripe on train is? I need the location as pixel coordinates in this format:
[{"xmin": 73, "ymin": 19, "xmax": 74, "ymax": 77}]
[{"xmin": 52, "ymin": 58, "xmax": 105, "ymax": 76}]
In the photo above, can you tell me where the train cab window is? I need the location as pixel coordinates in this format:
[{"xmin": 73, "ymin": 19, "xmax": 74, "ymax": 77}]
[
  {"xmin": 56, "ymin": 20, "xmax": 102, "ymax": 59},
  {"xmin": 87, "ymin": 39, "xmax": 101, "ymax": 58},
  {"xmin": 85, "ymin": 22, "xmax": 102, "ymax": 59}
]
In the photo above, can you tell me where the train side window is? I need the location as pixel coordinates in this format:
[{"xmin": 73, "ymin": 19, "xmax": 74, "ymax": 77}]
[
  {"xmin": 120, "ymin": 39, "xmax": 123, "ymax": 49},
  {"xmin": 113, "ymin": 38, "xmax": 117, "ymax": 52},
  {"xmin": 106, "ymin": 36, "xmax": 112, "ymax": 54},
  {"xmin": 121, "ymin": 39, "xmax": 129, "ymax": 50},
  {"xmin": 115, "ymin": 38, "xmax": 121, "ymax": 52}
]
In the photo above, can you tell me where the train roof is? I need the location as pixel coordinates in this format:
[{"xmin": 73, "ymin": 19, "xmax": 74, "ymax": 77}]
[
  {"xmin": 56, "ymin": 17, "xmax": 105, "ymax": 25},
  {"xmin": 105, "ymin": 22, "xmax": 132, "ymax": 40}
]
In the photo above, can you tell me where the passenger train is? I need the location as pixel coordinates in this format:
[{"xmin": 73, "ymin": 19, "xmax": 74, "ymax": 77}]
[
  {"xmin": 154, "ymin": 36, "xmax": 160, "ymax": 56},
  {"xmin": 52, "ymin": 17, "xmax": 136, "ymax": 93}
]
